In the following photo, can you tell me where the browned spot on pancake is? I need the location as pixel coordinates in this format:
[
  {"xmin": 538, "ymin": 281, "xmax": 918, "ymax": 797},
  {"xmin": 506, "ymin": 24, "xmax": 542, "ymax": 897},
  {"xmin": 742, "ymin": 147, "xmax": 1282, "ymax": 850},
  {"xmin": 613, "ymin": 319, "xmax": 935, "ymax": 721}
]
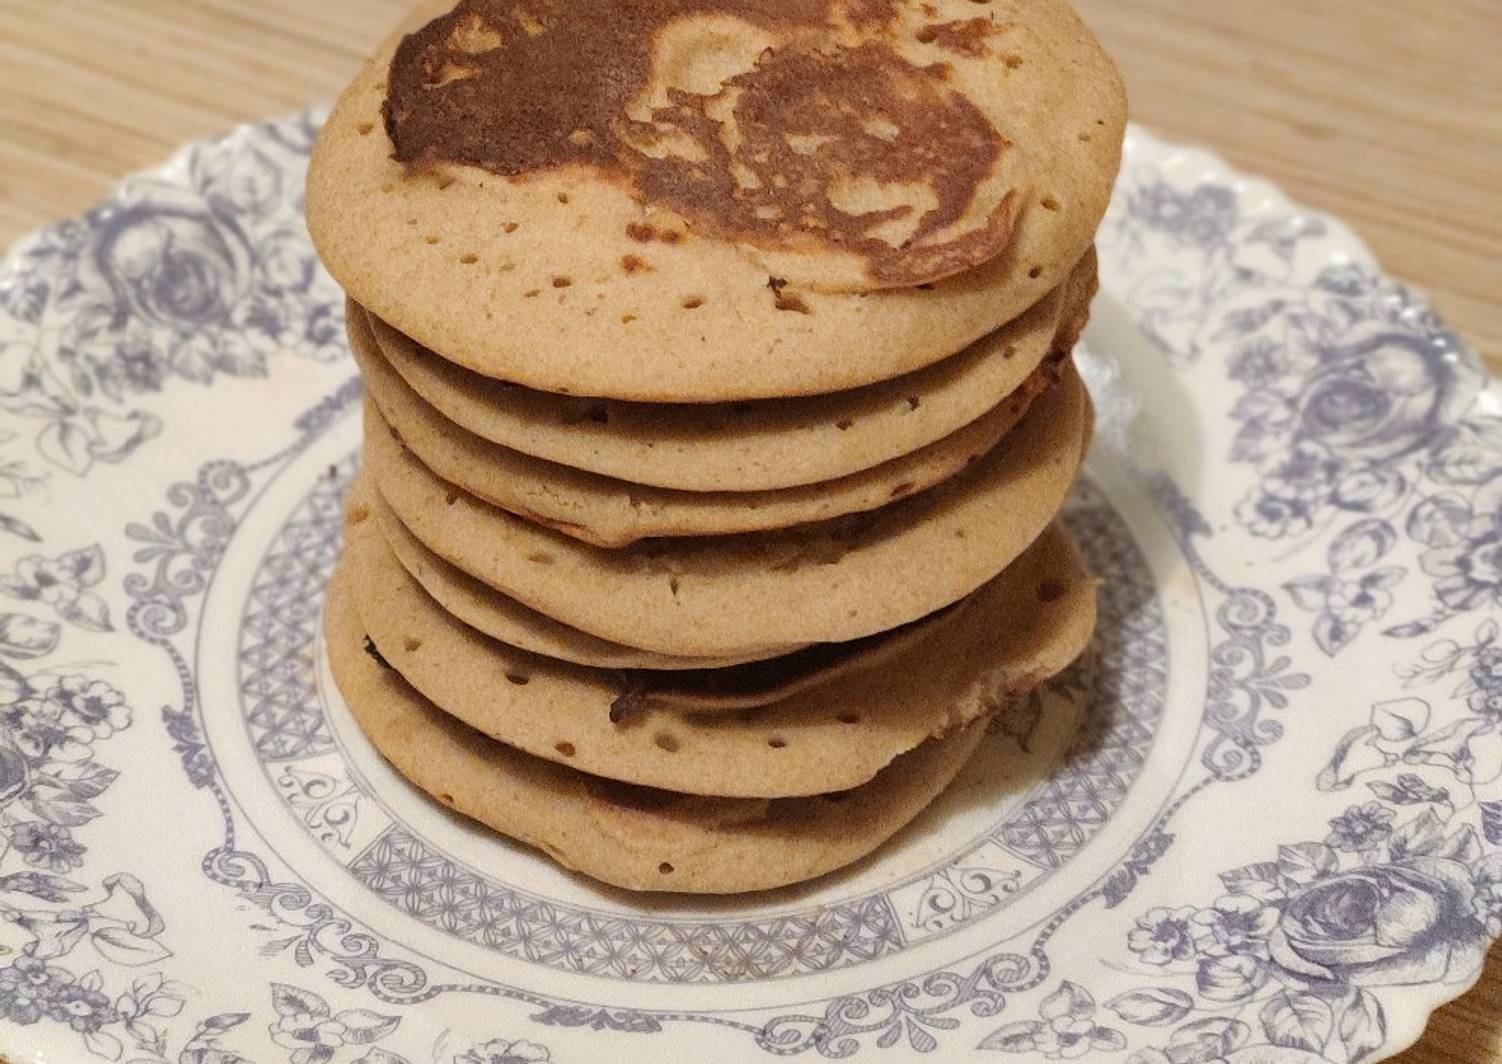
[
  {"xmin": 915, "ymin": 17, "xmax": 999, "ymax": 56},
  {"xmin": 845, "ymin": 0, "xmax": 901, "ymax": 26},
  {"xmin": 626, "ymin": 222, "xmax": 684, "ymax": 245},
  {"xmin": 384, "ymin": 0, "xmax": 1014, "ymax": 287},
  {"xmin": 621, "ymin": 253, "xmax": 651, "ymax": 273}
]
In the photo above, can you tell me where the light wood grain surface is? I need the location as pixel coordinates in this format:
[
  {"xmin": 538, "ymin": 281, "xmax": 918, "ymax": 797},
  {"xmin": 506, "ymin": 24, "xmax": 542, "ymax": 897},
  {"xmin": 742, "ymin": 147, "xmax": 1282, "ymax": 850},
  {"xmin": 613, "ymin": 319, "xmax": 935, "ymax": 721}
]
[{"xmin": 0, "ymin": 3, "xmax": 1499, "ymax": 1062}]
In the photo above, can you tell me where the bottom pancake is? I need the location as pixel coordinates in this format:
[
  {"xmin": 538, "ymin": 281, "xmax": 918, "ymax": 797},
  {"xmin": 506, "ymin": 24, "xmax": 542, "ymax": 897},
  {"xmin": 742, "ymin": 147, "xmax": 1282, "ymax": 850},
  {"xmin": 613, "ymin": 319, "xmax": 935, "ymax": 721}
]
[{"xmin": 325, "ymin": 560, "xmax": 990, "ymax": 894}]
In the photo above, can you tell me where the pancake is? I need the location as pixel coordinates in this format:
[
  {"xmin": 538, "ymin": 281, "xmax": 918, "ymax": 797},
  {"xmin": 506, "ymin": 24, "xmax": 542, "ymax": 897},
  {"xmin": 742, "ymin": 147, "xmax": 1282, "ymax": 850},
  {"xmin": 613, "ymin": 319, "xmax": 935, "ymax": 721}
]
[{"xmin": 308, "ymin": 0, "xmax": 1125, "ymax": 400}]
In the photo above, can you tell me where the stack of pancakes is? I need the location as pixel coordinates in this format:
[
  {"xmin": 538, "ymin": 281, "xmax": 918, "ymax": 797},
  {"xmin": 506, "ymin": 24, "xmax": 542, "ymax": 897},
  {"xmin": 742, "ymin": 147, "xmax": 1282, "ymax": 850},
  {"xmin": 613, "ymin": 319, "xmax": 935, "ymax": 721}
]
[{"xmin": 308, "ymin": 0, "xmax": 1126, "ymax": 893}]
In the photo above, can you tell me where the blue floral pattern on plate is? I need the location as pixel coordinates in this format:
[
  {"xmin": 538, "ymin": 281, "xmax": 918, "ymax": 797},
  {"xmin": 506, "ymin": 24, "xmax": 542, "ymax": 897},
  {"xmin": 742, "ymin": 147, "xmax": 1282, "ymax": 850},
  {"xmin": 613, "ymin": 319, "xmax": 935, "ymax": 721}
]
[{"xmin": 0, "ymin": 112, "xmax": 1496, "ymax": 1063}]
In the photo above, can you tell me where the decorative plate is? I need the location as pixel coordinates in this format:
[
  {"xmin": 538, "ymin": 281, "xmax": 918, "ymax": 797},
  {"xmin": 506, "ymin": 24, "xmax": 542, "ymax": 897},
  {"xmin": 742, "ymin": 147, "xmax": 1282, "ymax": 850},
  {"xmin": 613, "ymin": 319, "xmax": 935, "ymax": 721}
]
[{"xmin": 0, "ymin": 109, "xmax": 1498, "ymax": 1064}]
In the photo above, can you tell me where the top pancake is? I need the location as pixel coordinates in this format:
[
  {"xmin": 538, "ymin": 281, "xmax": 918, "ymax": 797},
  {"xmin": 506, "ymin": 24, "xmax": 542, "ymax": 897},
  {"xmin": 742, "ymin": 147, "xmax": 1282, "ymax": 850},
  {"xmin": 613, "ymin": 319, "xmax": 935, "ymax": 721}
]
[{"xmin": 308, "ymin": 0, "xmax": 1125, "ymax": 401}]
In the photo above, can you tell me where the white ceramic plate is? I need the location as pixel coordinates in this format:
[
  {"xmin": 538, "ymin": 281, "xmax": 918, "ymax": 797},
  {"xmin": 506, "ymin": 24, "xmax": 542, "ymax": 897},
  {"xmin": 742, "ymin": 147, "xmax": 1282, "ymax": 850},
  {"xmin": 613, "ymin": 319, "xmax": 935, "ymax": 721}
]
[{"xmin": 0, "ymin": 111, "xmax": 1498, "ymax": 1064}]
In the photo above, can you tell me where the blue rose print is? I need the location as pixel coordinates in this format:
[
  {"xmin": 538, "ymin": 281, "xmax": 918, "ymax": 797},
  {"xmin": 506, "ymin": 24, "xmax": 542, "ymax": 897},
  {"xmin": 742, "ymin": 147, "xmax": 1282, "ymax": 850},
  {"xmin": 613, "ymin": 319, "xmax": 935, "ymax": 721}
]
[
  {"xmin": 0, "ymin": 117, "xmax": 343, "ymax": 489},
  {"xmin": 1110, "ymin": 621, "xmax": 1502, "ymax": 1064},
  {"xmin": 1267, "ymin": 857, "xmax": 1478, "ymax": 986},
  {"xmin": 95, "ymin": 203, "xmax": 254, "ymax": 335},
  {"xmin": 1116, "ymin": 175, "xmax": 1498, "ymax": 649}
]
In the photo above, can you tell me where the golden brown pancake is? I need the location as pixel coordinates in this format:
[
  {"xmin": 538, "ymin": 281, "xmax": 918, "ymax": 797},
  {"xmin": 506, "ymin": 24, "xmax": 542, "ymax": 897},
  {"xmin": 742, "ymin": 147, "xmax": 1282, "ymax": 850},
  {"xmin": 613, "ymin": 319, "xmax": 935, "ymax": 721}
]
[{"xmin": 307, "ymin": 0, "xmax": 1125, "ymax": 400}]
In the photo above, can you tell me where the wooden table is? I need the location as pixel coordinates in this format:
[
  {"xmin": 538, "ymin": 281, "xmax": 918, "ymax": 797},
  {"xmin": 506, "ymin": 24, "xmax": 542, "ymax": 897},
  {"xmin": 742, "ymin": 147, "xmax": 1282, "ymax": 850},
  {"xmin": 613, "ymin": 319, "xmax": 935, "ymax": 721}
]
[{"xmin": 0, "ymin": 3, "xmax": 1498, "ymax": 1062}]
